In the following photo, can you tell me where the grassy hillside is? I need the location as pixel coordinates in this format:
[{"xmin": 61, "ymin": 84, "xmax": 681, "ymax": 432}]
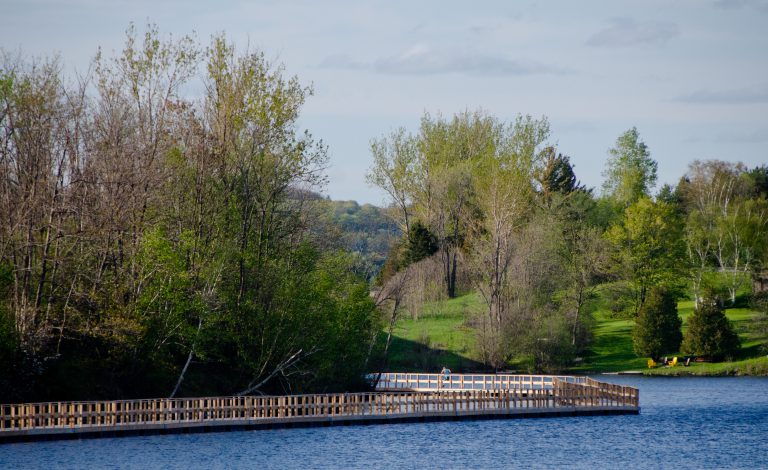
[
  {"xmin": 386, "ymin": 293, "xmax": 768, "ymax": 375},
  {"xmin": 385, "ymin": 293, "xmax": 485, "ymax": 372}
]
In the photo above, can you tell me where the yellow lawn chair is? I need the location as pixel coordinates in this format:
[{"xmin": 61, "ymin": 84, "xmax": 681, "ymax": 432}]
[
  {"xmin": 647, "ymin": 358, "xmax": 657, "ymax": 368},
  {"xmin": 668, "ymin": 357, "xmax": 678, "ymax": 367}
]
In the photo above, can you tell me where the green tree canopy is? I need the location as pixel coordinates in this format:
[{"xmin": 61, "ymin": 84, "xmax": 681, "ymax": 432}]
[
  {"xmin": 681, "ymin": 292, "xmax": 740, "ymax": 359},
  {"xmin": 632, "ymin": 287, "xmax": 682, "ymax": 359},
  {"xmin": 606, "ymin": 197, "xmax": 687, "ymax": 313},
  {"xmin": 602, "ymin": 127, "xmax": 657, "ymax": 206}
]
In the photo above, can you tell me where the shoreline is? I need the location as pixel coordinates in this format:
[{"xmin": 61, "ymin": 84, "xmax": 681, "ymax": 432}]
[{"xmin": 584, "ymin": 355, "xmax": 768, "ymax": 377}]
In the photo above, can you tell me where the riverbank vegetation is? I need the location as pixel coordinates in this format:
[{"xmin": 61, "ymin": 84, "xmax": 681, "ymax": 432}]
[
  {"xmin": 383, "ymin": 293, "xmax": 768, "ymax": 375},
  {"xmin": 369, "ymin": 112, "xmax": 768, "ymax": 376},
  {"xmin": 0, "ymin": 27, "xmax": 383, "ymax": 402},
  {"xmin": 2, "ymin": 25, "xmax": 767, "ymax": 403}
]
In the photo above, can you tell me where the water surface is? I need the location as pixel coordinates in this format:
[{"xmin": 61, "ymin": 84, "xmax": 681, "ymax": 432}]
[{"xmin": 1, "ymin": 376, "xmax": 766, "ymax": 469}]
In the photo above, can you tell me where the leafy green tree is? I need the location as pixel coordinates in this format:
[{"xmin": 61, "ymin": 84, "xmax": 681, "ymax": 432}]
[
  {"xmin": 602, "ymin": 127, "xmax": 657, "ymax": 206},
  {"xmin": 416, "ymin": 111, "xmax": 496, "ymax": 298},
  {"xmin": 680, "ymin": 160, "xmax": 768, "ymax": 304},
  {"xmin": 0, "ymin": 26, "xmax": 382, "ymax": 401},
  {"xmin": 470, "ymin": 115, "xmax": 550, "ymax": 367},
  {"xmin": 681, "ymin": 292, "xmax": 740, "ymax": 359},
  {"xmin": 656, "ymin": 183, "xmax": 684, "ymax": 214},
  {"xmin": 606, "ymin": 197, "xmax": 687, "ymax": 314},
  {"xmin": 632, "ymin": 287, "xmax": 682, "ymax": 359},
  {"xmin": 367, "ymin": 128, "xmax": 418, "ymax": 233}
]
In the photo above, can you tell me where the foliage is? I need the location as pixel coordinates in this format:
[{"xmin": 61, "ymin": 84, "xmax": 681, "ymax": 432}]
[
  {"xmin": 367, "ymin": 128, "xmax": 418, "ymax": 233},
  {"xmin": 536, "ymin": 147, "xmax": 580, "ymax": 208},
  {"xmin": 606, "ymin": 197, "xmax": 687, "ymax": 314},
  {"xmin": 317, "ymin": 199, "xmax": 400, "ymax": 280},
  {"xmin": 681, "ymin": 292, "xmax": 740, "ymax": 359},
  {"xmin": 680, "ymin": 160, "xmax": 768, "ymax": 304},
  {"xmin": 0, "ymin": 26, "xmax": 379, "ymax": 401},
  {"xmin": 744, "ymin": 165, "xmax": 768, "ymax": 200},
  {"xmin": 602, "ymin": 127, "xmax": 657, "ymax": 206},
  {"xmin": 404, "ymin": 220, "xmax": 438, "ymax": 265},
  {"xmin": 632, "ymin": 287, "xmax": 682, "ymax": 359}
]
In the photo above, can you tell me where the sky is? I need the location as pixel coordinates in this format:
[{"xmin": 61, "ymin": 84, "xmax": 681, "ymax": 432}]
[{"xmin": 2, "ymin": 0, "xmax": 767, "ymax": 204}]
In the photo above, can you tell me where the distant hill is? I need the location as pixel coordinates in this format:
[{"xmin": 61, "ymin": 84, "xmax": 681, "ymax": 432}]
[{"xmin": 318, "ymin": 200, "xmax": 400, "ymax": 280}]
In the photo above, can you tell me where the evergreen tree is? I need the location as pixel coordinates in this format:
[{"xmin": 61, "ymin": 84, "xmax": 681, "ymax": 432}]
[
  {"xmin": 681, "ymin": 292, "xmax": 740, "ymax": 359},
  {"xmin": 632, "ymin": 287, "xmax": 682, "ymax": 359},
  {"xmin": 537, "ymin": 147, "xmax": 578, "ymax": 205},
  {"xmin": 405, "ymin": 220, "xmax": 438, "ymax": 265}
]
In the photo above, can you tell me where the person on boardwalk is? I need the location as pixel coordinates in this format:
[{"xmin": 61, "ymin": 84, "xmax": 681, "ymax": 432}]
[{"xmin": 440, "ymin": 366, "xmax": 451, "ymax": 383}]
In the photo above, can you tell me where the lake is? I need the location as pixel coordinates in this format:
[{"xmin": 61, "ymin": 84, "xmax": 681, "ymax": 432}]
[{"xmin": 1, "ymin": 376, "xmax": 766, "ymax": 469}]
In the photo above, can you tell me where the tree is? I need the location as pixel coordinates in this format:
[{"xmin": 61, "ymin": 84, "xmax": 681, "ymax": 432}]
[
  {"xmin": 606, "ymin": 197, "xmax": 686, "ymax": 314},
  {"xmin": 561, "ymin": 225, "xmax": 610, "ymax": 348},
  {"xmin": 680, "ymin": 160, "xmax": 768, "ymax": 304},
  {"xmin": 404, "ymin": 220, "xmax": 438, "ymax": 265},
  {"xmin": 536, "ymin": 147, "xmax": 579, "ymax": 208},
  {"xmin": 745, "ymin": 164, "xmax": 768, "ymax": 200},
  {"xmin": 415, "ymin": 111, "xmax": 491, "ymax": 298},
  {"xmin": 681, "ymin": 292, "xmax": 740, "ymax": 359},
  {"xmin": 632, "ymin": 287, "xmax": 682, "ymax": 359},
  {"xmin": 367, "ymin": 128, "xmax": 418, "ymax": 233},
  {"xmin": 602, "ymin": 127, "xmax": 657, "ymax": 206},
  {"xmin": 469, "ymin": 115, "xmax": 550, "ymax": 367},
  {"xmin": 0, "ymin": 27, "xmax": 380, "ymax": 401}
]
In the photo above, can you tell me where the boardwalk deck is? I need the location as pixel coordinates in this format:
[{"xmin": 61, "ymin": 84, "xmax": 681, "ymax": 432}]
[{"xmin": 0, "ymin": 374, "xmax": 639, "ymax": 443}]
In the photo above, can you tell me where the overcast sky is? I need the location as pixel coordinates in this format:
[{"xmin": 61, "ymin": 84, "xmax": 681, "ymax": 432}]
[{"xmin": 2, "ymin": 0, "xmax": 767, "ymax": 204}]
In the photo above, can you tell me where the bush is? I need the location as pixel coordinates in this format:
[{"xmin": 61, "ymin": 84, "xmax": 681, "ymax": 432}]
[
  {"xmin": 632, "ymin": 287, "xmax": 682, "ymax": 359},
  {"xmin": 681, "ymin": 292, "xmax": 740, "ymax": 360}
]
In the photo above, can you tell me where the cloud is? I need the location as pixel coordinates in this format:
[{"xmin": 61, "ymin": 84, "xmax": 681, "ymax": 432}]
[
  {"xmin": 713, "ymin": 0, "xmax": 768, "ymax": 12},
  {"xmin": 319, "ymin": 46, "xmax": 567, "ymax": 76},
  {"xmin": 718, "ymin": 128, "xmax": 768, "ymax": 143},
  {"xmin": 555, "ymin": 121, "xmax": 598, "ymax": 134},
  {"xmin": 674, "ymin": 86, "xmax": 768, "ymax": 104},
  {"xmin": 587, "ymin": 18, "xmax": 679, "ymax": 47},
  {"xmin": 685, "ymin": 128, "xmax": 768, "ymax": 143},
  {"xmin": 374, "ymin": 46, "xmax": 567, "ymax": 76},
  {"xmin": 318, "ymin": 54, "xmax": 367, "ymax": 70}
]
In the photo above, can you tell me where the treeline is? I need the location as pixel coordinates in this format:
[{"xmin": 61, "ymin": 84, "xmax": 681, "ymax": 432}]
[
  {"xmin": 370, "ymin": 112, "xmax": 768, "ymax": 371},
  {"xmin": 0, "ymin": 26, "xmax": 380, "ymax": 402},
  {"xmin": 318, "ymin": 200, "xmax": 399, "ymax": 279}
]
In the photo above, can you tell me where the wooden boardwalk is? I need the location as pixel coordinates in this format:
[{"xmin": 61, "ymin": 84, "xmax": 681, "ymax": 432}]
[
  {"xmin": 0, "ymin": 374, "xmax": 639, "ymax": 442},
  {"xmin": 374, "ymin": 372, "xmax": 589, "ymax": 391}
]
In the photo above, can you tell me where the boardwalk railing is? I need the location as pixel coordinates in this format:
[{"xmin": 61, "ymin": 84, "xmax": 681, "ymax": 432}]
[
  {"xmin": 0, "ymin": 374, "xmax": 638, "ymax": 440},
  {"xmin": 374, "ymin": 373, "xmax": 587, "ymax": 391}
]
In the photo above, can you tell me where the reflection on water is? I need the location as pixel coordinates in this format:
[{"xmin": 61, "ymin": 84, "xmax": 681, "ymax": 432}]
[{"xmin": 0, "ymin": 376, "xmax": 766, "ymax": 470}]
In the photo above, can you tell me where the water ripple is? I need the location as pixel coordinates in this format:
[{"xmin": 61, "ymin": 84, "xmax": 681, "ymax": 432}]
[{"xmin": 1, "ymin": 377, "xmax": 766, "ymax": 470}]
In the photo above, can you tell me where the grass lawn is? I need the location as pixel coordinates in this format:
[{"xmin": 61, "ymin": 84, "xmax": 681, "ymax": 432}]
[
  {"xmin": 571, "ymin": 310, "xmax": 646, "ymax": 373},
  {"xmin": 646, "ymin": 355, "xmax": 768, "ymax": 376},
  {"xmin": 575, "ymin": 299, "xmax": 767, "ymax": 375},
  {"xmin": 386, "ymin": 293, "xmax": 484, "ymax": 372},
  {"xmin": 386, "ymin": 291, "xmax": 768, "ymax": 375}
]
